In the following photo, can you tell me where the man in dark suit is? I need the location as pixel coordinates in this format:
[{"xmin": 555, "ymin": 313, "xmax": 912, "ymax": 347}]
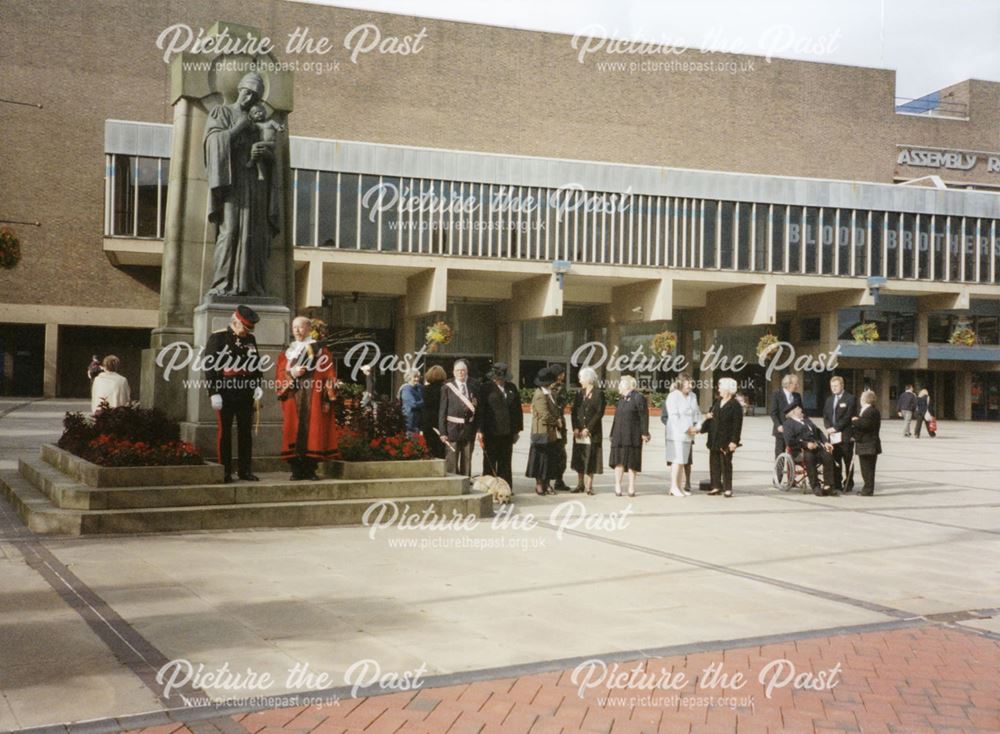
[
  {"xmin": 476, "ymin": 362, "xmax": 522, "ymax": 488},
  {"xmin": 770, "ymin": 374, "xmax": 803, "ymax": 457},
  {"xmin": 782, "ymin": 403, "xmax": 837, "ymax": 496},
  {"xmin": 439, "ymin": 359, "xmax": 477, "ymax": 476},
  {"xmin": 823, "ymin": 375, "xmax": 857, "ymax": 492},
  {"xmin": 205, "ymin": 305, "xmax": 264, "ymax": 483}
]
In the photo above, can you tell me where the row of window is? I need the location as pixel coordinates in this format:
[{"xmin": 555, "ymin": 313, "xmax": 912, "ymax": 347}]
[{"xmin": 103, "ymin": 155, "xmax": 1000, "ymax": 285}]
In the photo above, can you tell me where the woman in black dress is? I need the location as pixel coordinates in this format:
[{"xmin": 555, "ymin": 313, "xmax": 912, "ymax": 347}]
[
  {"xmin": 608, "ymin": 375, "xmax": 650, "ymax": 497},
  {"xmin": 851, "ymin": 389, "xmax": 882, "ymax": 495},
  {"xmin": 419, "ymin": 365, "xmax": 448, "ymax": 459},
  {"xmin": 700, "ymin": 377, "xmax": 743, "ymax": 497},
  {"xmin": 525, "ymin": 368, "xmax": 564, "ymax": 495},
  {"xmin": 571, "ymin": 366, "xmax": 605, "ymax": 495}
]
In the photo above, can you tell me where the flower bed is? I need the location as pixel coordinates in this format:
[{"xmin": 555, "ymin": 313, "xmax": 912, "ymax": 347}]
[
  {"xmin": 337, "ymin": 432, "xmax": 429, "ymax": 462},
  {"xmin": 58, "ymin": 404, "xmax": 204, "ymax": 467}
]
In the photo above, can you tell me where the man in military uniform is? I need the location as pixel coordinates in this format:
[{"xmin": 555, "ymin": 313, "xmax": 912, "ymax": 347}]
[{"xmin": 205, "ymin": 305, "xmax": 265, "ymax": 483}]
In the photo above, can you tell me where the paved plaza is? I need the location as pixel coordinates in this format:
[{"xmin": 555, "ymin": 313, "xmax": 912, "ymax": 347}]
[{"xmin": 0, "ymin": 399, "xmax": 998, "ymax": 733}]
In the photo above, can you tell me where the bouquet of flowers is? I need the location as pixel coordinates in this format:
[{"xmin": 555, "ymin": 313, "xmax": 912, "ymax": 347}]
[
  {"xmin": 756, "ymin": 333, "xmax": 780, "ymax": 360},
  {"xmin": 425, "ymin": 321, "xmax": 453, "ymax": 353},
  {"xmin": 948, "ymin": 326, "xmax": 977, "ymax": 347},
  {"xmin": 309, "ymin": 318, "xmax": 329, "ymax": 341},
  {"xmin": 851, "ymin": 322, "xmax": 879, "ymax": 344},
  {"xmin": 0, "ymin": 227, "xmax": 22, "ymax": 269},
  {"xmin": 649, "ymin": 330, "xmax": 677, "ymax": 355}
]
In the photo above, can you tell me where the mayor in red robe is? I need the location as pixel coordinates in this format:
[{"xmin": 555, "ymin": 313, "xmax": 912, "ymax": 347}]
[{"xmin": 276, "ymin": 317, "xmax": 342, "ymax": 480}]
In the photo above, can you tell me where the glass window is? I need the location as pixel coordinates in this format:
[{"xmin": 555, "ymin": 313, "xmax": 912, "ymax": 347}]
[
  {"xmin": 159, "ymin": 159, "xmax": 169, "ymax": 238},
  {"xmin": 977, "ymin": 316, "xmax": 999, "ymax": 345},
  {"xmin": 869, "ymin": 212, "xmax": 882, "ymax": 277},
  {"xmin": 295, "ymin": 169, "xmax": 316, "ymax": 246},
  {"xmin": 112, "ymin": 155, "xmax": 135, "ymax": 236},
  {"xmin": 339, "ymin": 173, "xmax": 359, "ymax": 249},
  {"xmin": 703, "ymin": 201, "xmax": 717, "ymax": 268},
  {"xmin": 901, "ymin": 213, "xmax": 916, "ymax": 278},
  {"xmin": 380, "ymin": 177, "xmax": 401, "ymax": 252},
  {"xmin": 836, "ymin": 210, "xmax": 851, "ymax": 276},
  {"xmin": 978, "ymin": 219, "xmax": 991, "ymax": 284},
  {"xmin": 803, "ymin": 206, "xmax": 819, "ymax": 274},
  {"xmin": 686, "ymin": 198, "xmax": 699, "ymax": 267},
  {"xmin": 885, "ymin": 212, "xmax": 899, "ymax": 279},
  {"xmin": 134, "ymin": 158, "xmax": 159, "ymax": 238},
  {"xmin": 820, "ymin": 208, "xmax": 834, "ymax": 274},
  {"xmin": 932, "ymin": 215, "xmax": 946, "ymax": 281},
  {"xmin": 948, "ymin": 216, "xmax": 961, "ymax": 281},
  {"xmin": 963, "ymin": 217, "xmax": 976, "ymax": 281},
  {"xmin": 917, "ymin": 214, "xmax": 930, "ymax": 279},
  {"xmin": 800, "ymin": 317, "xmax": 821, "ymax": 342},
  {"xmin": 719, "ymin": 201, "xmax": 734, "ymax": 269},
  {"xmin": 754, "ymin": 202, "xmax": 768, "ymax": 271},
  {"xmin": 737, "ymin": 202, "xmax": 752, "ymax": 270},
  {"xmin": 771, "ymin": 205, "xmax": 785, "ymax": 272},
  {"xmin": 317, "ymin": 172, "xmax": 336, "ymax": 248},
  {"xmin": 927, "ymin": 313, "xmax": 952, "ymax": 343},
  {"xmin": 788, "ymin": 207, "xmax": 802, "ymax": 272}
]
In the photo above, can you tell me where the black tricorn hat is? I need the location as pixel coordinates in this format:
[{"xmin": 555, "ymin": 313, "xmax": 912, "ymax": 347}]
[
  {"xmin": 234, "ymin": 305, "xmax": 260, "ymax": 330},
  {"xmin": 534, "ymin": 368, "xmax": 555, "ymax": 387},
  {"xmin": 784, "ymin": 401, "xmax": 802, "ymax": 416}
]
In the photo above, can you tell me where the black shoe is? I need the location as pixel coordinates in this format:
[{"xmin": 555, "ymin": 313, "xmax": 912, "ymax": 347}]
[
  {"xmin": 238, "ymin": 473, "xmax": 260, "ymax": 482},
  {"xmin": 813, "ymin": 489, "xmax": 824, "ymax": 496},
  {"xmin": 302, "ymin": 472, "xmax": 319, "ymax": 481},
  {"xmin": 223, "ymin": 474, "xmax": 234, "ymax": 484},
  {"xmin": 860, "ymin": 489, "xmax": 874, "ymax": 496},
  {"xmin": 570, "ymin": 486, "xmax": 585, "ymax": 494},
  {"xmin": 553, "ymin": 483, "xmax": 570, "ymax": 492}
]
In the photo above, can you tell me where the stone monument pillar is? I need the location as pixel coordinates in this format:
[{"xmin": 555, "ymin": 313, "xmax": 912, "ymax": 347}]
[{"xmin": 140, "ymin": 21, "xmax": 294, "ymax": 458}]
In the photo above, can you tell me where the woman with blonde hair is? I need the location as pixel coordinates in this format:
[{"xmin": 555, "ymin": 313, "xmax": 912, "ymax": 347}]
[
  {"xmin": 90, "ymin": 355, "xmax": 131, "ymax": 414},
  {"xmin": 571, "ymin": 366, "xmax": 606, "ymax": 495},
  {"xmin": 662, "ymin": 373, "xmax": 702, "ymax": 496},
  {"xmin": 608, "ymin": 374, "xmax": 650, "ymax": 497},
  {"xmin": 914, "ymin": 388, "xmax": 935, "ymax": 438}
]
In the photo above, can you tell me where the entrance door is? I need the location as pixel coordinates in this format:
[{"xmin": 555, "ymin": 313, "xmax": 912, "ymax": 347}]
[{"xmin": 971, "ymin": 373, "xmax": 1000, "ymax": 420}]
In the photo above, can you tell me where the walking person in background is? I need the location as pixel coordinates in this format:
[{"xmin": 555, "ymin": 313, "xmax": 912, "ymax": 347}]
[
  {"xmin": 914, "ymin": 388, "xmax": 934, "ymax": 438},
  {"xmin": 823, "ymin": 375, "xmax": 857, "ymax": 493},
  {"xmin": 90, "ymin": 355, "xmax": 130, "ymax": 414},
  {"xmin": 663, "ymin": 374, "xmax": 702, "ymax": 497},
  {"xmin": 526, "ymin": 368, "xmax": 563, "ymax": 495},
  {"xmin": 770, "ymin": 374, "xmax": 803, "ymax": 457},
  {"xmin": 701, "ymin": 377, "xmax": 743, "ymax": 498},
  {"xmin": 439, "ymin": 359, "xmax": 478, "ymax": 476},
  {"xmin": 548, "ymin": 364, "xmax": 571, "ymax": 491},
  {"xmin": 609, "ymin": 375, "xmax": 650, "ymax": 497},
  {"xmin": 852, "ymin": 390, "xmax": 882, "ymax": 495},
  {"xmin": 420, "ymin": 366, "xmax": 448, "ymax": 459},
  {"xmin": 570, "ymin": 366, "xmax": 605, "ymax": 495},
  {"xmin": 476, "ymin": 362, "xmax": 522, "ymax": 489},
  {"xmin": 399, "ymin": 368, "xmax": 424, "ymax": 436},
  {"xmin": 897, "ymin": 384, "xmax": 917, "ymax": 437}
]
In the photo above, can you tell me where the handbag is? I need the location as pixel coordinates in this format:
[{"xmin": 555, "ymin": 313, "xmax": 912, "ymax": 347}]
[
  {"xmin": 530, "ymin": 432, "xmax": 549, "ymax": 446},
  {"xmin": 927, "ymin": 417, "xmax": 938, "ymax": 434}
]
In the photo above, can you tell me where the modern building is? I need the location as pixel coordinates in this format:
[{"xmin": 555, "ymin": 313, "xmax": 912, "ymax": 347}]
[{"xmin": 3, "ymin": 1, "xmax": 1000, "ymax": 419}]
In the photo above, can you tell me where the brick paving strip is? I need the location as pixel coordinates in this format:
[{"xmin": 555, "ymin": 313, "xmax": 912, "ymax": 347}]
[{"xmin": 107, "ymin": 623, "xmax": 999, "ymax": 734}]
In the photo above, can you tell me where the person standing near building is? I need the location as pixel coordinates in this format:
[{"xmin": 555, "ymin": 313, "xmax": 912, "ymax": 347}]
[
  {"xmin": 90, "ymin": 355, "xmax": 130, "ymax": 414},
  {"xmin": 823, "ymin": 375, "xmax": 857, "ymax": 493},
  {"xmin": 476, "ymin": 362, "xmax": 522, "ymax": 489},
  {"xmin": 852, "ymin": 390, "xmax": 882, "ymax": 495},
  {"xmin": 526, "ymin": 367, "xmax": 562, "ymax": 496},
  {"xmin": 276, "ymin": 316, "xmax": 339, "ymax": 481},
  {"xmin": 701, "ymin": 377, "xmax": 743, "ymax": 498},
  {"xmin": 609, "ymin": 375, "xmax": 650, "ymax": 497},
  {"xmin": 419, "ymin": 365, "xmax": 448, "ymax": 459},
  {"xmin": 548, "ymin": 364, "xmax": 571, "ymax": 491},
  {"xmin": 570, "ymin": 366, "xmax": 605, "ymax": 495},
  {"xmin": 87, "ymin": 355, "xmax": 103, "ymax": 382},
  {"xmin": 205, "ymin": 305, "xmax": 264, "ymax": 483},
  {"xmin": 770, "ymin": 374, "xmax": 803, "ymax": 457},
  {"xmin": 663, "ymin": 374, "xmax": 702, "ymax": 497},
  {"xmin": 914, "ymin": 388, "xmax": 934, "ymax": 438},
  {"xmin": 438, "ymin": 359, "xmax": 477, "ymax": 476},
  {"xmin": 782, "ymin": 403, "xmax": 836, "ymax": 496},
  {"xmin": 897, "ymin": 384, "xmax": 917, "ymax": 437},
  {"xmin": 399, "ymin": 369, "xmax": 424, "ymax": 436}
]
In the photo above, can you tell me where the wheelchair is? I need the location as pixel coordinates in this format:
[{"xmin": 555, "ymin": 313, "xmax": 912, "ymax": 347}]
[{"xmin": 772, "ymin": 446, "xmax": 826, "ymax": 493}]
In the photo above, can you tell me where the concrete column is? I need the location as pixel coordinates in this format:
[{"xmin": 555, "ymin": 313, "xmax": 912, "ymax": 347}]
[
  {"xmin": 877, "ymin": 368, "xmax": 893, "ymax": 416},
  {"xmin": 606, "ymin": 322, "xmax": 622, "ymax": 384},
  {"xmin": 394, "ymin": 297, "xmax": 417, "ymax": 395},
  {"xmin": 954, "ymin": 370, "xmax": 973, "ymax": 421},
  {"xmin": 43, "ymin": 323, "xmax": 58, "ymax": 398},
  {"xmin": 495, "ymin": 320, "xmax": 522, "ymax": 386},
  {"xmin": 698, "ymin": 328, "xmax": 717, "ymax": 407},
  {"xmin": 916, "ymin": 312, "xmax": 929, "ymax": 369}
]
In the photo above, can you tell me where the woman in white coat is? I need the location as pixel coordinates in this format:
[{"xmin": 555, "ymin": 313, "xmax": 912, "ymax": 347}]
[{"xmin": 664, "ymin": 374, "xmax": 702, "ymax": 496}]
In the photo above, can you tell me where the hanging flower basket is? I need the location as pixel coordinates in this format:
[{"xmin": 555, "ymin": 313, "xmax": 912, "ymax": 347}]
[
  {"xmin": 0, "ymin": 227, "xmax": 22, "ymax": 269},
  {"xmin": 309, "ymin": 318, "xmax": 329, "ymax": 341},
  {"xmin": 948, "ymin": 326, "xmax": 977, "ymax": 347},
  {"xmin": 425, "ymin": 321, "xmax": 453, "ymax": 353},
  {"xmin": 756, "ymin": 333, "xmax": 780, "ymax": 360},
  {"xmin": 649, "ymin": 330, "xmax": 677, "ymax": 355},
  {"xmin": 851, "ymin": 322, "xmax": 879, "ymax": 344}
]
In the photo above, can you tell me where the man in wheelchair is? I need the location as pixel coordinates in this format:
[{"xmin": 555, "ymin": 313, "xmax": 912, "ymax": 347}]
[{"xmin": 782, "ymin": 403, "xmax": 837, "ymax": 496}]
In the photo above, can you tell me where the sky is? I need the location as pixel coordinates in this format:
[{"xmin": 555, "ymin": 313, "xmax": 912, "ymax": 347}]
[{"xmin": 298, "ymin": 0, "xmax": 1000, "ymax": 99}]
